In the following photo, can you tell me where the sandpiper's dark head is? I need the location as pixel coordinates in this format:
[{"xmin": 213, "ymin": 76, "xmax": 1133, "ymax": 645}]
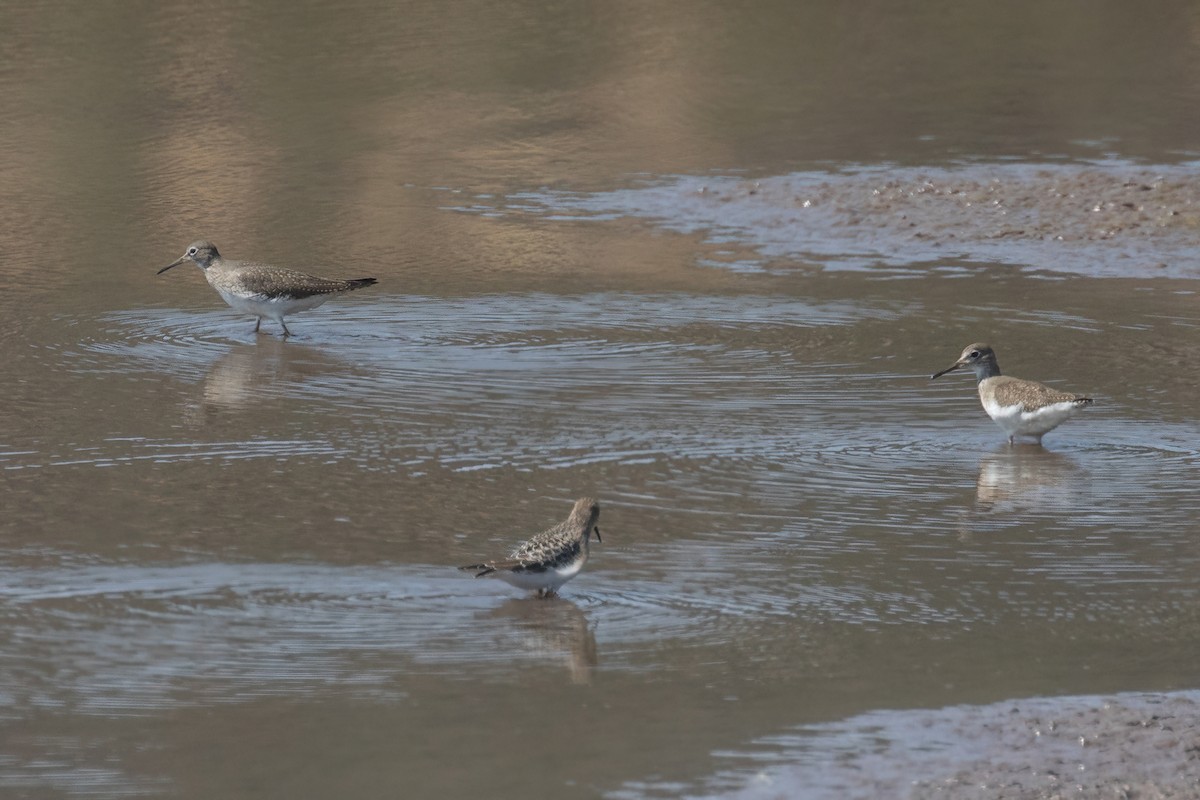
[
  {"xmin": 158, "ymin": 241, "xmax": 221, "ymax": 274},
  {"xmin": 930, "ymin": 342, "xmax": 999, "ymax": 381},
  {"xmin": 570, "ymin": 497, "xmax": 602, "ymax": 543}
]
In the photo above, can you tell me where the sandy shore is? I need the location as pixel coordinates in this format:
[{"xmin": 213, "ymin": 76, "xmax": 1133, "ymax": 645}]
[
  {"xmin": 523, "ymin": 161, "xmax": 1200, "ymax": 279},
  {"xmin": 724, "ymin": 691, "xmax": 1200, "ymax": 799}
]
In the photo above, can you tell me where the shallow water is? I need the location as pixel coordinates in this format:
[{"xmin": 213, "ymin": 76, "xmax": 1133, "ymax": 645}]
[{"xmin": 3, "ymin": 2, "xmax": 1200, "ymax": 798}]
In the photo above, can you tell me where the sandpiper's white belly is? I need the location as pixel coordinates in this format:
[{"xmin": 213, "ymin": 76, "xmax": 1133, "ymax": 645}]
[
  {"xmin": 215, "ymin": 288, "xmax": 331, "ymax": 320},
  {"xmin": 981, "ymin": 396, "xmax": 1080, "ymax": 438},
  {"xmin": 496, "ymin": 559, "xmax": 585, "ymax": 593}
]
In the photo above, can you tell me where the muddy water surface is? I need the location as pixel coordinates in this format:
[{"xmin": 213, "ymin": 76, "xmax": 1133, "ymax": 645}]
[{"xmin": 3, "ymin": 2, "xmax": 1200, "ymax": 798}]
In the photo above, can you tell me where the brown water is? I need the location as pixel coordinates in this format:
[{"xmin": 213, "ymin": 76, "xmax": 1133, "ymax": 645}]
[{"xmin": 3, "ymin": 2, "xmax": 1200, "ymax": 798}]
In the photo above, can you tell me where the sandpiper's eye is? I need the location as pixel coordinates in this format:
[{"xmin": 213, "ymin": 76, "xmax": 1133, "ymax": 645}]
[
  {"xmin": 969, "ymin": 350, "xmax": 980, "ymax": 358},
  {"xmin": 188, "ymin": 247, "xmax": 197, "ymax": 255}
]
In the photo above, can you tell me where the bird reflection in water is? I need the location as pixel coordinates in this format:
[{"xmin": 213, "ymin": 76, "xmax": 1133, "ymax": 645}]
[
  {"xmin": 185, "ymin": 340, "xmax": 348, "ymax": 422},
  {"xmin": 974, "ymin": 443, "xmax": 1083, "ymax": 513},
  {"xmin": 483, "ymin": 597, "xmax": 598, "ymax": 685}
]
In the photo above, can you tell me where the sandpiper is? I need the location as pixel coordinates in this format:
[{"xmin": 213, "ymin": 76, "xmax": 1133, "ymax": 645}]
[
  {"xmin": 158, "ymin": 241, "xmax": 377, "ymax": 336},
  {"xmin": 459, "ymin": 497, "xmax": 602, "ymax": 598},
  {"xmin": 930, "ymin": 343, "xmax": 1093, "ymax": 444}
]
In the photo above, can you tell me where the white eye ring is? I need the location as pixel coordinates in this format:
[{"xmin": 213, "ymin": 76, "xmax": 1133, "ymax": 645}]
[{"xmin": 188, "ymin": 247, "xmax": 197, "ymax": 255}]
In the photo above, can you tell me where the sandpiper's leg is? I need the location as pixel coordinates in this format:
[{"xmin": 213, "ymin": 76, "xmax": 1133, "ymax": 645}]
[
  {"xmin": 1008, "ymin": 435, "xmax": 1015, "ymax": 446},
  {"xmin": 254, "ymin": 318, "xmax": 262, "ymax": 333},
  {"xmin": 281, "ymin": 320, "xmax": 292, "ymax": 337}
]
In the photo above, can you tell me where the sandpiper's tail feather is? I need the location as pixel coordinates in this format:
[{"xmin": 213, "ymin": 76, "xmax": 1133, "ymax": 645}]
[
  {"xmin": 1074, "ymin": 397, "xmax": 1094, "ymax": 406},
  {"xmin": 347, "ymin": 278, "xmax": 377, "ymax": 290},
  {"xmin": 458, "ymin": 563, "xmax": 496, "ymax": 577}
]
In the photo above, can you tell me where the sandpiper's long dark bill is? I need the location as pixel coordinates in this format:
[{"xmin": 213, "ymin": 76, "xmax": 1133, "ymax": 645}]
[
  {"xmin": 459, "ymin": 497, "xmax": 602, "ymax": 598},
  {"xmin": 930, "ymin": 342, "xmax": 1093, "ymax": 445},
  {"xmin": 158, "ymin": 240, "xmax": 377, "ymax": 336}
]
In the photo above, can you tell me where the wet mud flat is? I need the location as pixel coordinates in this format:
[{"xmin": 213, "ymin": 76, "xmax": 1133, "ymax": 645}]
[
  {"xmin": 723, "ymin": 691, "xmax": 1200, "ymax": 800},
  {"xmin": 508, "ymin": 161, "xmax": 1200, "ymax": 278}
]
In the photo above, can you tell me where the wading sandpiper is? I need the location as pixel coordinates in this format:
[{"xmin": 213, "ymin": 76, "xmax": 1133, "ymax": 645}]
[
  {"xmin": 930, "ymin": 343, "xmax": 1093, "ymax": 445},
  {"xmin": 158, "ymin": 241, "xmax": 377, "ymax": 336},
  {"xmin": 459, "ymin": 498, "xmax": 602, "ymax": 598}
]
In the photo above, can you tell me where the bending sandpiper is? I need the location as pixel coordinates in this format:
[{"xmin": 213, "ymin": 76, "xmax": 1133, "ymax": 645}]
[
  {"xmin": 158, "ymin": 241, "xmax": 377, "ymax": 336},
  {"xmin": 930, "ymin": 343, "xmax": 1093, "ymax": 444},
  {"xmin": 460, "ymin": 498, "xmax": 602, "ymax": 598}
]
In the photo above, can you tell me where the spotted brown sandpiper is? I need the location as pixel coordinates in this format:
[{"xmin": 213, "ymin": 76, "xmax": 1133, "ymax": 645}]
[
  {"xmin": 459, "ymin": 498, "xmax": 602, "ymax": 598},
  {"xmin": 930, "ymin": 343, "xmax": 1093, "ymax": 445},
  {"xmin": 158, "ymin": 241, "xmax": 377, "ymax": 336}
]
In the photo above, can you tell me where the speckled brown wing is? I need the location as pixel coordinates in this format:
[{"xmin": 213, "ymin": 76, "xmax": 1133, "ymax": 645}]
[
  {"xmin": 507, "ymin": 533, "xmax": 583, "ymax": 572},
  {"xmin": 233, "ymin": 265, "xmax": 377, "ymax": 300},
  {"xmin": 469, "ymin": 547, "xmax": 582, "ymax": 576},
  {"xmin": 989, "ymin": 376, "xmax": 1092, "ymax": 411},
  {"xmin": 459, "ymin": 520, "xmax": 578, "ymax": 576},
  {"xmin": 492, "ymin": 520, "xmax": 573, "ymax": 570}
]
